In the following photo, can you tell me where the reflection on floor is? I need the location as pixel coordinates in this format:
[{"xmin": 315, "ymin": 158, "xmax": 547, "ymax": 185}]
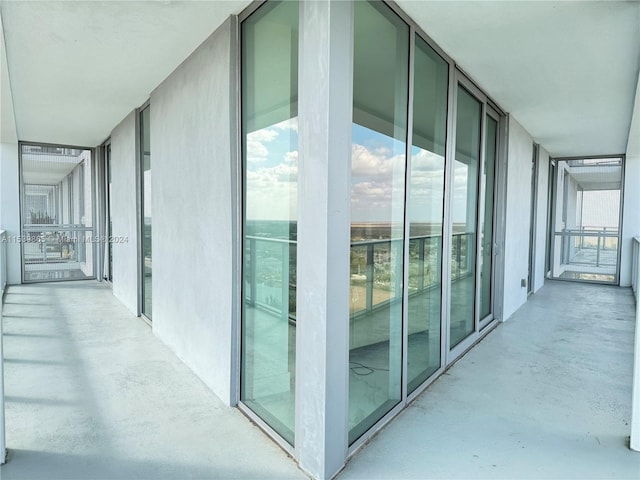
[
  {"xmin": 143, "ymin": 274, "xmax": 152, "ymax": 317},
  {"xmin": 348, "ymin": 275, "xmax": 475, "ymax": 442},
  {"xmin": 241, "ymin": 274, "xmax": 479, "ymax": 445},
  {"xmin": 242, "ymin": 305, "xmax": 295, "ymax": 444},
  {"xmin": 340, "ymin": 281, "xmax": 639, "ymax": 479},
  {"xmin": 558, "ymin": 246, "xmax": 618, "ymax": 283},
  {"xmin": 559, "ymin": 271, "xmax": 616, "ymax": 282},
  {"xmin": 24, "ymin": 262, "xmax": 91, "ymax": 282}
]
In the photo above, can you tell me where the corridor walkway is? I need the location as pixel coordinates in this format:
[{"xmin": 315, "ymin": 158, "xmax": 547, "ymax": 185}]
[
  {"xmin": 341, "ymin": 281, "xmax": 639, "ymax": 479},
  {"xmin": 0, "ymin": 281, "xmax": 305, "ymax": 480},
  {"xmin": 1, "ymin": 280, "xmax": 638, "ymax": 479}
]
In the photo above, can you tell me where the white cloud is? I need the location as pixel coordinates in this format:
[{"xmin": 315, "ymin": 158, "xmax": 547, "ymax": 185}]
[
  {"xmin": 284, "ymin": 151, "xmax": 298, "ymax": 163},
  {"xmin": 246, "ymin": 162, "xmax": 298, "ymax": 220},
  {"xmin": 248, "ymin": 129, "xmax": 278, "ymax": 143},
  {"xmin": 246, "ymin": 128, "xmax": 278, "ymax": 164},
  {"xmin": 273, "ymin": 118, "xmax": 298, "ymax": 132}
]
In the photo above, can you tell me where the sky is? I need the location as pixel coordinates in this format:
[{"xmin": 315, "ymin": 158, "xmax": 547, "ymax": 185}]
[{"xmin": 245, "ymin": 120, "xmax": 475, "ymax": 225}]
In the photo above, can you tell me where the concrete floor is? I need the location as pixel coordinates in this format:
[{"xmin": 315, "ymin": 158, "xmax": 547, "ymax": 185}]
[
  {"xmin": 340, "ymin": 280, "xmax": 640, "ymax": 479},
  {"xmin": 1, "ymin": 280, "xmax": 638, "ymax": 479},
  {"xmin": 1, "ymin": 281, "xmax": 305, "ymax": 480}
]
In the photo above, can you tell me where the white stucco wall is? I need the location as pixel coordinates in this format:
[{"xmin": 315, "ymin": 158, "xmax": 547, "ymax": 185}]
[
  {"xmin": 0, "ymin": 142, "xmax": 20, "ymax": 285},
  {"xmin": 1, "ymin": 15, "xmax": 21, "ymax": 285},
  {"xmin": 533, "ymin": 146, "xmax": 549, "ymax": 292},
  {"xmin": 149, "ymin": 18, "xmax": 235, "ymax": 404},
  {"xmin": 620, "ymin": 72, "xmax": 640, "ymax": 287},
  {"xmin": 503, "ymin": 116, "xmax": 534, "ymax": 320},
  {"xmin": 110, "ymin": 111, "xmax": 139, "ymax": 314}
]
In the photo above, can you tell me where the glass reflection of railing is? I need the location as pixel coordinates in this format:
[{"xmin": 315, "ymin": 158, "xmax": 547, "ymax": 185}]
[
  {"xmin": 245, "ymin": 232, "xmax": 472, "ymax": 321},
  {"xmin": 244, "ymin": 235, "xmax": 297, "ymax": 323},
  {"xmin": 22, "ymin": 226, "xmax": 90, "ymax": 264},
  {"xmin": 559, "ymin": 228, "xmax": 619, "ymax": 268},
  {"xmin": 350, "ymin": 233, "xmax": 470, "ymax": 317}
]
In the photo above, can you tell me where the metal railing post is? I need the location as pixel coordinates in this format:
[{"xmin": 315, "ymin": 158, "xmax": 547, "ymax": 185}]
[
  {"xmin": 366, "ymin": 243, "xmax": 374, "ymax": 313},
  {"xmin": 249, "ymin": 237, "xmax": 256, "ymax": 306},
  {"xmin": 456, "ymin": 234, "xmax": 462, "ymax": 278},
  {"xmin": 394, "ymin": 240, "xmax": 402, "ymax": 300},
  {"xmin": 418, "ymin": 238, "xmax": 425, "ymax": 292},
  {"xmin": 596, "ymin": 233, "xmax": 601, "ymax": 267},
  {"xmin": 281, "ymin": 241, "xmax": 289, "ymax": 321}
]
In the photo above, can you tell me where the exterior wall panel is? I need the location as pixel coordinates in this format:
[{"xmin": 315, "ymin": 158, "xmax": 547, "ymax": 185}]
[
  {"xmin": 621, "ymin": 72, "xmax": 640, "ymax": 287},
  {"xmin": 150, "ymin": 18, "xmax": 234, "ymax": 404},
  {"xmin": 110, "ymin": 111, "xmax": 139, "ymax": 314},
  {"xmin": 0, "ymin": 142, "xmax": 20, "ymax": 285},
  {"xmin": 503, "ymin": 116, "xmax": 534, "ymax": 320},
  {"xmin": 534, "ymin": 146, "xmax": 550, "ymax": 292}
]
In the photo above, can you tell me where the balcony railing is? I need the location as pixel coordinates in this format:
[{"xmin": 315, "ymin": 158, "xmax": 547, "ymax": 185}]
[
  {"xmin": 559, "ymin": 228, "xmax": 619, "ymax": 269},
  {"xmin": 244, "ymin": 233, "xmax": 471, "ymax": 322},
  {"xmin": 244, "ymin": 235, "xmax": 297, "ymax": 322}
]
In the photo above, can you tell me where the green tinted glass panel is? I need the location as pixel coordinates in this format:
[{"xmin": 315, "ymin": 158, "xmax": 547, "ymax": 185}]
[
  {"xmin": 479, "ymin": 116, "xmax": 497, "ymax": 319},
  {"xmin": 349, "ymin": 0, "xmax": 408, "ymax": 444},
  {"xmin": 240, "ymin": 0, "xmax": 298, "ymax": 445},
  {"xmin": 450, "ymin": 86, "xmax": 481, "ymax": 348},
  {"xmin": 407, "ymin": 36, "xmax": 448, "ymax": 394},
  {"xmin": 141, "ymin": 105, "xmax": 152, "ymax": 319}
]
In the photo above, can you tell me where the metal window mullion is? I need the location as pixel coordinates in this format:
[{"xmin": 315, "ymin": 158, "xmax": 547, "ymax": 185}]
[
  {"xmin": 400, "ymin": 24, "xmax": 415, "ymax": 404},
  {"xmin": 474, "ymin": 102, "xmax": 487, "ymax": 332},
  {"xmin": 485, "ymin": 107, "xmax": 501, "ymax": 326},
  {"xmin": 441, "ymin": 65, "xmax": 457, "ymax": 365}
]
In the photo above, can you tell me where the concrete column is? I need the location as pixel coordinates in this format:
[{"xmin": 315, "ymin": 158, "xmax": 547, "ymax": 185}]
[{"xmin": 295, "ymin": 1, "xmax": 353, "ymax": 478}]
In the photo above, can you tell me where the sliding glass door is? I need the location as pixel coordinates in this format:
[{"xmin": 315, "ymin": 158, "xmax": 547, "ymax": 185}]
[
  {"xmin": 348, "ymin": 0, "xmax": 409, "ymax": 443},
  {"xmin": 102, "ymin": 141, "xmax": 113, "ymax": 283},
  {"xmin": 449, "ymin": 85, "xmax": 482, "ymax": 349},
  {"xmin": 19, "ymin": 143, "xmax": 95, "ymax": 282},
  {"xmin": 406, "ymin": 35, "xmax": 448, "ymax": 394},
  {"xmin": 478, "ymin": 110, "xmax": 499, "ymax": 325},
  {"xmin": 238, "ymin": 0, "xmax": 505, "ymax": 450},
  {"xmin": 550, "ymin": 157, "xmax": 623, "ymax": 284},
  {"xmin": 140, "ymin": 104, "xmax": 152, "ymax": 319},
  {"xmin": 240, "ymin": 0, "xmax": 298, "ymax": 446}
]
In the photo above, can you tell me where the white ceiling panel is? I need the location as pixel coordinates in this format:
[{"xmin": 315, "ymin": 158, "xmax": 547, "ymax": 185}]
[
  {"xmin": 0, "ymin": 0, "xmax": 250, "ymax": 147},
  {"xmin": 397, "ymin": 0, "xmax": 640, "ymax": 157},
  {"xmin": 1, "ymin": 1, "xmax": 638, "ymax": 158}
]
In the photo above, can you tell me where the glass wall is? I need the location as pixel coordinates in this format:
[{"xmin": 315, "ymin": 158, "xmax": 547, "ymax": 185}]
[
  {"xmin": 551, "ymin": 157, "xmax": 623, "ymax": 283},
  {"xmin": 140, "ymin": 105, "xmax": 152, "ymax": 319},
  {"xmin": 237, "ymin": 0, "xmax": 504, "ymax": 451},
  {"xmin": 449, "ymin": 85, "xmax": 481, "ymax": 348},
  {"xmin": 105, "ymin": 143, "xmax": 113, "ymax": 283},
  {"xmin": 240, "ymin": 0, "xmax": 298, "ymax": 445},
  {"xmin": 349, "ymin": 0, "xmax": 409, "ymax": 444},
  {"xmin": 479, "ymin": 115, "xmax": 497, "ymax": 319},
  {"xmin": 20, "ymin": 144, "xmax": 95, "ymax": 282},
  {"xmin": 406, "ymin": 36, "xmax": 448, "ymax": 394}
]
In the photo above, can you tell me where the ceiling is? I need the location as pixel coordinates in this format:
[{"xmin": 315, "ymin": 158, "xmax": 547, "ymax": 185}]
[
  {"xmin": 0, "ymin": 0, "xmax": 249, "ymax": 146},
  {"xmin": 397, "ymin": 0, "xmax": 640, "ymax": 157},
  {"xmin": 1, "ymin": 0, "xmax": 639, "ymax": 158},
  {"xmin": 22, "ymin": 153, "xmax": 82, "ymax": 185},
  {"xmin": 570, "ymin": 166, "xmax": 623, "ymax": 191}
]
